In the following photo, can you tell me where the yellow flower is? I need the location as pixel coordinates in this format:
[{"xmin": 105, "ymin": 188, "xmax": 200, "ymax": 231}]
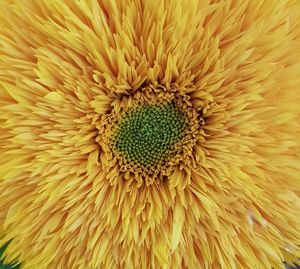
[{"xmin": 0, "ymin": 0, "xmax": 300, "ymax": 268}]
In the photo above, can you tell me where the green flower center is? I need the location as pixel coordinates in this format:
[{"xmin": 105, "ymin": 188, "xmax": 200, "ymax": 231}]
[{"xmin": 114, "ymin": 102, "xmax": 186, "ymax": 169}]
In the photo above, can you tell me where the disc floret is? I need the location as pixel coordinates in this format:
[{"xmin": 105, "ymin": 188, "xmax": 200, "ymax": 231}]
[{"xmin": 114, "ymin": 102, "xmax": 186, "ymax": 169}]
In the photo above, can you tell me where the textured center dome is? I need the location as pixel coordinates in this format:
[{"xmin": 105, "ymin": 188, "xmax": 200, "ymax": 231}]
[{"xmin": 114, "ymin": 102, "xmax": 186, "ymax": 169}]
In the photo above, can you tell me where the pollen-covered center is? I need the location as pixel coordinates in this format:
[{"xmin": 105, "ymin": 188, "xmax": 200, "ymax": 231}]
[{"xmin": 114, "ymin": 102, "xmax": 186, "ymax": 169}]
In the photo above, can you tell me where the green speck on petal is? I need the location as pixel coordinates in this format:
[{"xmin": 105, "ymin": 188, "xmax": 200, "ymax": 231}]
[{"xmin": 0, "ymin": 244, "xmax": 20, "ymax": 269}]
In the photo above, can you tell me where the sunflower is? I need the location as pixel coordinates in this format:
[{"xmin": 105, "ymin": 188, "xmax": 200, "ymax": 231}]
[{"xmin": 0, "ymin": 0, "xmax": 300, "ymax": 268}]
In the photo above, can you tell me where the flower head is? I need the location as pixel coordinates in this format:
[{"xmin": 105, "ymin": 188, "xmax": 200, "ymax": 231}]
[{"xmin": 0, "ymin": 0, "xmax": 300, "ymax": 268}]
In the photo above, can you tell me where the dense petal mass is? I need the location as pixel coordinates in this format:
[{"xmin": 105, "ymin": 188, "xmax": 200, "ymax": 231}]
[{"xmin": 0, "ymin": 0, "xmax": 300, "ymax": 268}]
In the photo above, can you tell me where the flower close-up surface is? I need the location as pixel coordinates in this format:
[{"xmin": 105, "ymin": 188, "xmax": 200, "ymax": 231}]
[{"xmin": 0, "ymin": 0, "xmax": 300, "ymax": 268}]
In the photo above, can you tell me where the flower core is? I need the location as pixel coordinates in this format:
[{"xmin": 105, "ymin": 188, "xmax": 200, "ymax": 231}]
[
  {"xmin": 113, "ymin": 102, "xmax": 186, "ymax": 169},
  {"xmin": 94, "ymin": 87, "xmax": 202, "ymax": 186}
]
